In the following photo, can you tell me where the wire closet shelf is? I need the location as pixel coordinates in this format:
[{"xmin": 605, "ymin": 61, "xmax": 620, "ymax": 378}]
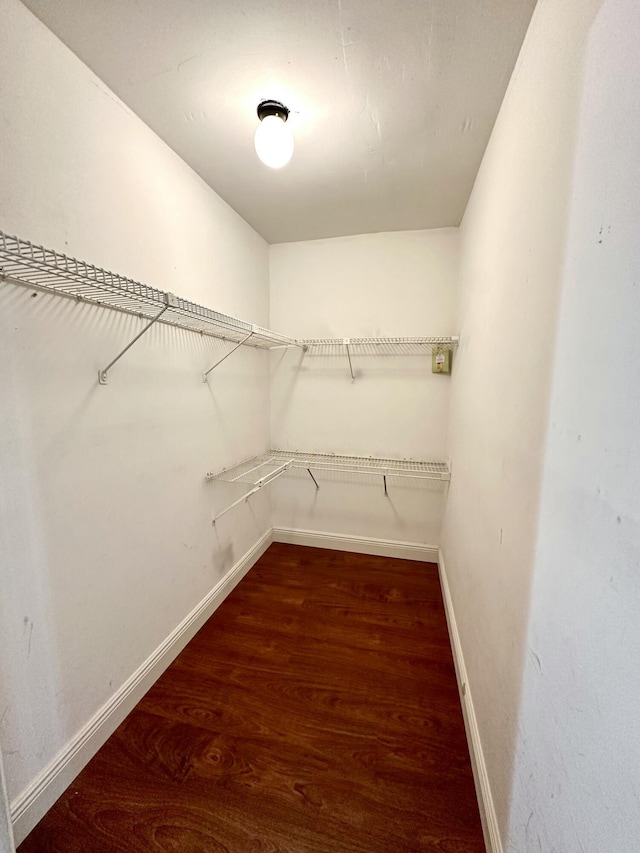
[
  {"xmin": 206, "ymin": 451, "xmax": 450, "ymax": 524},
  {"xmin": 294, "ymin": 337, "xmax": 459, "ymax": 381},
  {"xmin": 0, "ymin": 230, "xmax": 458, "ymax": 383},
  {"xmin": 0, "ymin": 230, "xmax": 296, "ymax": 350},
  {"xmin": 0, "ymin": 232, "xmax": 459, "ymax": 353},
  {"xmin": 298, "ymin": 337, "xmax": 459, "ymax": 351}
]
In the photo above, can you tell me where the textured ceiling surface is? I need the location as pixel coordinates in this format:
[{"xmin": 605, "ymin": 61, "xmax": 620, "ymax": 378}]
[{"xmin": 21, "ymin": 0, "xmax": 536, "ymax": 243}]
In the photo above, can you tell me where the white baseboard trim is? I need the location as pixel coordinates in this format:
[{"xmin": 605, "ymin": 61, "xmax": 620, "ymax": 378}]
[
  {"xmin": 273, "ymin": 527, "xmax": 438, "ymax": 563},
  {"xmin": 437, "ymin": 549, "xmax": 502, "ymax": 853},
  {"xmin": 0, "ymin": 752, "xmax": 15, "ymax": 853},
  {"xmin": 10, "ymin": 529, "xmax": 273, "ymax": 846}
]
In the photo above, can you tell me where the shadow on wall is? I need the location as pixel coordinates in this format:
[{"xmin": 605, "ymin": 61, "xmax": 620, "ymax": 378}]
[{"xmin": 441, "ymin": 0, "xmax": 603, "ymax": 848}]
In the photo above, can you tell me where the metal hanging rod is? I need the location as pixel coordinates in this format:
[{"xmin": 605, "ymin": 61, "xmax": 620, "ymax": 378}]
[
  {"xmin": 206, "ymin": 449, "xmax": 450, "ymax": 524},
  {"xmin": 0, "ymin": 230, "xmax": 299, "ymax": 381}
]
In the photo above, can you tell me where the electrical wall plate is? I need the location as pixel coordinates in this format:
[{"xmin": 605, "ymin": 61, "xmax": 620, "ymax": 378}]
[{"xmin": 432, "ymin": 347, "xmax": 452, "ymax": 374}]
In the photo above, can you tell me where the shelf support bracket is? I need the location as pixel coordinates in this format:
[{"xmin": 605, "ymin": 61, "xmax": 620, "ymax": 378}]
[
  {"xmin": 383, "ymin": 474, "xmax": 388, "ymax": 497},
  {"xmin": 344, "ymin": 338, "xmax": 355, "ymax": 381},
  {"xmin": 307, "ymin": 468, "xmax": 320, "ymax": 489},
  {"xmin": 203, "ymin": 331, "xmax": 254, "ymax": 382},
  {"xmin": 98, "ymin": 293, "xmax": 176, "ymax": 385},
  {"xmin": 212, "ymin": 460, "xmax": 292, "ymax": 525}
]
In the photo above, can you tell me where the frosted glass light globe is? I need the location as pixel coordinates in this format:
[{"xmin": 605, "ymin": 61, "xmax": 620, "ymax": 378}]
[{"xmin": 254, "ymin": 114, "xmax": 294, "ymax": 169}]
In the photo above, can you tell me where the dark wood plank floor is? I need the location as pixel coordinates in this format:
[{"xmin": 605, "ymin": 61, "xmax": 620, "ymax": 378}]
[{"xmin": 19, "ymin": 544, "xmax": 484, "ymax": 852}]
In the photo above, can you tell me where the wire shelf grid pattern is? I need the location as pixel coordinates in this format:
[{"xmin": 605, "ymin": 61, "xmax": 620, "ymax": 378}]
[
  {"xmin": 207, "ymin": 450, "xmax": 450, "ymax": 483},
  {"xmin": 0, "ymin": 231, "xmax": 296, "ymax": 349},
  {"xmin": 298, "ymin": 336, "xmax": 459, "ymax": 352}
]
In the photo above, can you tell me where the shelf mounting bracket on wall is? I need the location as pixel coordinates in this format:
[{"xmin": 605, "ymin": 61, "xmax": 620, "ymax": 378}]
[
  {"xmin": 212, "ymin": 460, "xmax": 292, "ymax": 525},
  {"xmin": 98, "ymin": 292, "xmax": 177, "ymax": 385},
  {"xmin": 202, "ymin": 331, "xmax": 254, "ymax": 382},
  {"xmin": 307, "ymin": 468, "xmax": 320, "ymax": 489},
  {"xmin": 344, "ymin": 338, "xmax": 355, "ymax": 381}
]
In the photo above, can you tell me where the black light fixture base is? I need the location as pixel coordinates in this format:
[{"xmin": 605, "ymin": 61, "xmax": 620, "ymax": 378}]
[{"xmin": 257, "ymin": 99, "xmax": 289, "ymax": 122}]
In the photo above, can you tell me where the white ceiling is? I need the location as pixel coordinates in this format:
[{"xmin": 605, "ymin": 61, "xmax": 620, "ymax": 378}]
[{"xmin": 22, "ymin": 0, "xmax": 536, "ymax": 244}]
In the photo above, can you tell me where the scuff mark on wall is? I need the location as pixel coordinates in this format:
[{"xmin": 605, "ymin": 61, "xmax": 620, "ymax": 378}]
[
  {"xmin": 177, "ymin": 52, "xmax": 203, "ymax": 73},
  {"xmin": 528, "ymin": 646, "xmax": 542, "ymax": 674},
  {"xmin": 525, "ymin": 810, "xmax": 534, "ymax": 835},
  {"xmin": 336, "ymin": 0, "xmax": 351, "ymax": 82},
  {"xmin": 22, "ymin": 616, "xmax": 34, "ymax": 657},
  {"xmin": 370, "ymin": 111, "xmax": 381, "ymax": 140}
]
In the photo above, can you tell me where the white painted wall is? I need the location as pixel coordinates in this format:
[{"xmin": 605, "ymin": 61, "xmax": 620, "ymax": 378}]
[
  {"xmin": 506, "ymin": 3, "xmax": 640, "ymax": 850},
  {"xmin": 442, "ymin": 0, "xmax": 640, "ymax": 850},
  {"xmin": 0, "ymin": 0, "xmax": 270, "ymax": 841},
  {"xmin": 270, "ymin": 229, "xmax": 458, "ymax": 547}
]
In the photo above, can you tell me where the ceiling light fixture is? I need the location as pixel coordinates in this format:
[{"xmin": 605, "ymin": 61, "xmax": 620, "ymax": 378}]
[{"xmin": 254, "ymin": 100, "xmax": 294, "ymax": 169}]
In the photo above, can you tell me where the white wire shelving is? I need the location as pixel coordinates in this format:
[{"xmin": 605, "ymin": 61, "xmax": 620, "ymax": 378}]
[
  {"xmin": 0, "ymin": 230, "xmax": 298, "ymax": 383},
  {"xmin": 298, "ymin": 337, "xmax": 458, "ymax": 350},
  {"xmin": 2, "ymin": 230, "xmax": 455, "ymax": 524},
  {"xmin": 292, "ymin": 337, "xmax": 459, "ymax": 380},
  {"xmin": 206, "ymin": 450, "xmax": 450, "ymax": 524},
  {"xmin": 0, "ymin": 229, "xmax": 459, "ymax": 384}
]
